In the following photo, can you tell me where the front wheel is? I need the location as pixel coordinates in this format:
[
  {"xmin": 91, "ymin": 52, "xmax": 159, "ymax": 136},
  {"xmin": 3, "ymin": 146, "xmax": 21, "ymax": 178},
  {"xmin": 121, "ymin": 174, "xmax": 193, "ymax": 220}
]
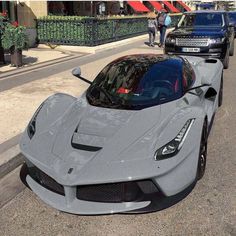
[
  {"xmin": 197, "ymin": 120, "xmax": 208, "ymax": 180},
  {"xmin": 229, "ymin": 39, "xmax": 234, "ymax": 56},
  {"xmin": 223, "ymin": 48, "xmax": 229, "ymax": 69},
  {"xmin": 218, "ymin": 75, "xmax": 223, "ymax": 107}
]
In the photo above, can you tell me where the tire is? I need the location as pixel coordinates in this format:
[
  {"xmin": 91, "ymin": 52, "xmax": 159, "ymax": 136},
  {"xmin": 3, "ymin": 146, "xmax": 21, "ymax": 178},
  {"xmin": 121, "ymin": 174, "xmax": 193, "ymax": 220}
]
[
  {"xmin": 197, "ymin": 120, "xmax": 208, "ymax": 180},
  {"xmin": 223, "ymin": 48, "xmax": 229, "ymax": 69},
  {"xmin": 229, "ymin": 39, "xmax": 234, "ymax": 56},
  {"xmin": 218, "ymin": 75, "xmax": 223, "ymax": 107}
]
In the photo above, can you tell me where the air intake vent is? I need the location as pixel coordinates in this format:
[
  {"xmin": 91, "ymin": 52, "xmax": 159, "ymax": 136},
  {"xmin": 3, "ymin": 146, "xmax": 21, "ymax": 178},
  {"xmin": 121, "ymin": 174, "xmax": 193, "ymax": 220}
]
[
  {"xmin": 205, "ymin": 59, "xmax": 217, "ymax": 64},
  {"xmin": 71, "ymin": 143, "xmax": 102, "ymax": 152}
]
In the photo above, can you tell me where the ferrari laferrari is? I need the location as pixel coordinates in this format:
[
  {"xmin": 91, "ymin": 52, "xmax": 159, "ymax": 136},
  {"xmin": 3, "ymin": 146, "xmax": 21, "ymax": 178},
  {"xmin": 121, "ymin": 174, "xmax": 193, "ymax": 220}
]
[{"xmin": 20, "ymin": 54, "xmax": 223, "ymax": 214}]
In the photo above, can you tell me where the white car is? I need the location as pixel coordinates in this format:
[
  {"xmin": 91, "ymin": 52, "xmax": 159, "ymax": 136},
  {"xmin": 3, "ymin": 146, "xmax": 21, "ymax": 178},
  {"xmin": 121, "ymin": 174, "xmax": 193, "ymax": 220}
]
[{"xmin": 20, "ymin": 54, "xmax": 223, "ymax": 214}]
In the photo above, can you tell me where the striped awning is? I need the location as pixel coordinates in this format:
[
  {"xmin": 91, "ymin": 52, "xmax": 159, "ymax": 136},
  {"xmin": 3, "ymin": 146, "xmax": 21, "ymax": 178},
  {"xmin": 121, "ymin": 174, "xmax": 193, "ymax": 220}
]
[
  {"xmin": 176, "ymin": 0, "xmax": 191, "ymax": 11},
  {"xmin": 149, "ymin": 1, "xmax": 163, "ymax": 11},
  {"xmin": 127, "ymin": 1, "xmax": 150, "ymax": 12},
  {"xmin": 160, "ymin": 1, "xmax": 180, "ymax": 13}
]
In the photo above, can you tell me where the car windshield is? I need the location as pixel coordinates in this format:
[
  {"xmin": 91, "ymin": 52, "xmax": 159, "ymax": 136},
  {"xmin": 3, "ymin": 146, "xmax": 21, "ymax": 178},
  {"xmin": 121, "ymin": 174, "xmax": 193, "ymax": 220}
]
[
  {"xmin": 178, "ymin": 13, "xmax": 224, "ymax": 28},
  {"xmin": 86, "ymin": 56, "xmax": 183, "ymax": 110},
  {"xmin": 228, "ymin": 12, "xmax": 236, "ymax": 22}
]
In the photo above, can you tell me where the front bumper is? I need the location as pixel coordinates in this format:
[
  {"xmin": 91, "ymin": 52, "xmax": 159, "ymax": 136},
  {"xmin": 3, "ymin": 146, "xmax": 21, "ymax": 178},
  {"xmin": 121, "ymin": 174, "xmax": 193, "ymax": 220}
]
[
  {"xmin": 165, "ymin": 43, "xmax": 227, "ymax": 60},
  {"xmin": 26, "ymin": 174, "xmax": 151, "ymax": 215},
  {"xmin": 23, "ymin": 162, "xmax": 196, "ymax": 215},
  {"xmin": 22, "ymin": 139, "xmax": 199, "ymax": 215}
]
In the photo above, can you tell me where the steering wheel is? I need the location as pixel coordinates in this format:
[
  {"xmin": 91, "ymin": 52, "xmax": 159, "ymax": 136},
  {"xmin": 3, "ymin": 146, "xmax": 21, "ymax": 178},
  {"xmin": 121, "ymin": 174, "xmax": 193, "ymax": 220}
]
[
  {"xmin": 90, "ymin": 84, "xmax": 116, "ymax": 104},
  {"xmin": 153, "ymin": 80, "xmax": 174, "ymax": 92},
  {"xmin": 152, "ymin": 80, "xmax": 175, "ymax": 100}
]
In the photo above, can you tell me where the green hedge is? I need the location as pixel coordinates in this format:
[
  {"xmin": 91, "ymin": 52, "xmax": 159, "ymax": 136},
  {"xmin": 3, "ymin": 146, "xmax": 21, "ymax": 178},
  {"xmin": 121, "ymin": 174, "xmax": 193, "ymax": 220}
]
[{"xmin": 36, "ymin": 14, "xmax": 182, "ymax": 46}]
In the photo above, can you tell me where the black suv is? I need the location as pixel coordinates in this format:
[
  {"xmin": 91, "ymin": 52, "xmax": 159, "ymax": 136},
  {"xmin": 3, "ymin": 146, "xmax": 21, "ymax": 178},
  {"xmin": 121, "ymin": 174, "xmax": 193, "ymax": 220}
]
[{"xmin": 165, "ymin": 11, "xmax": 234, "ymax": 69}]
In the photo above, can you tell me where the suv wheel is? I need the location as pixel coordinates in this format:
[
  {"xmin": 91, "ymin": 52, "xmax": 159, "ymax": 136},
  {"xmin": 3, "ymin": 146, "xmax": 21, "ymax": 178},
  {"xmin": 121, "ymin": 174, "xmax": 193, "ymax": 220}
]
[
  {"xmin": 229, "ymin": 40, "xmax": 234, "ymax": 56},
  {"xmin": 223, "ymin": 48, "xmax": 229, "ymax": 69}
]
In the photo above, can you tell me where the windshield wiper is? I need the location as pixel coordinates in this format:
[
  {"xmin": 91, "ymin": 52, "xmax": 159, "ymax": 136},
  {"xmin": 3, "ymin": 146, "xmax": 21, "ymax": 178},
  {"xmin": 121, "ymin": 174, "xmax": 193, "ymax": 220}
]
[
  {"xmin": 92, "ymin": 84, "xmax": 116, "ymax": 104},
  {"xmin": 89, "ymin": 84, "xmax": 123, "ymax": 105}
]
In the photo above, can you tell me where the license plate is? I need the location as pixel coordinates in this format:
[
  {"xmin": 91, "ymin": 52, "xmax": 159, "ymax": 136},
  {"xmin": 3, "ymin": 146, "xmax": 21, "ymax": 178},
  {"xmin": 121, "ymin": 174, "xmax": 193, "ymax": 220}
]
[{"xmin": 182, "ymin": 48, "xmax": 200, "ymax": 52}]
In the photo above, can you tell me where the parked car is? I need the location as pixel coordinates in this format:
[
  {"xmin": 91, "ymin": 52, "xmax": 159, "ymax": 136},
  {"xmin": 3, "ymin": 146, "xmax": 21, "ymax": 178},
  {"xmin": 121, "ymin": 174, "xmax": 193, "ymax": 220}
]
[
  {"xmin": 165, "ymin": 11, "xmax": 234, "ymax": 69},
  {"xmin": 228, "ymin": 11, "xmax": 236, "ymax": 37},
  {"xmin": 20, "ymin": 54, "xmax": 223, "ymax": 215}
]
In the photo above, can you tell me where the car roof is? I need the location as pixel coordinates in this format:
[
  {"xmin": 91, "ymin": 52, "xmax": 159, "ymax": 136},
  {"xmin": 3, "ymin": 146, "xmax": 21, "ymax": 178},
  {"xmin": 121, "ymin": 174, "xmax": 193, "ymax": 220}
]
[{"xmin": 112, "ymin": 54, "xmax": 183, "ymax": 67}]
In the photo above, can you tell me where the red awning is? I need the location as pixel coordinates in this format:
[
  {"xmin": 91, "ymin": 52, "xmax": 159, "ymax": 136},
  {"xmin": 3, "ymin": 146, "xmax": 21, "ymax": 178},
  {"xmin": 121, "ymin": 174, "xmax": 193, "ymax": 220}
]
[
  {"xmin": 127, "ymin": 1, "xmax": 150, "ymax": 12},
  {"xmin": 176, "ymin": 0, "xmax": 191, "ymax": 11},
  {"xmin": 149, "ymin": 1, "xmax": 163, "ymax": 11},
  {"xmin": 160, "ymin": 1, "xmax": 180, "ymax": 13}
]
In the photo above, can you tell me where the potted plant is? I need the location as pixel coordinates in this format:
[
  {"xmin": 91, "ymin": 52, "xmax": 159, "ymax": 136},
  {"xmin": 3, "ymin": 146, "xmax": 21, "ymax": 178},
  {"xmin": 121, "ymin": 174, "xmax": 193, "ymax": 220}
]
[{"xmin": 1, "ymin": 21, "xmax": 28, "ymax": 67}]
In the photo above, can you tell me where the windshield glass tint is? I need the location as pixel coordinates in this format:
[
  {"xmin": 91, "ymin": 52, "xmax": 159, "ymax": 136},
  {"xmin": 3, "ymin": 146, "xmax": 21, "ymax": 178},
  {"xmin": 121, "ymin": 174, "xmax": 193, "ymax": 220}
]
[
  {"xmin": 178, "ymin": 13, "xmax": 224, "ymax": 27},
  {"xmin": 228, "ymin": 12, "xmax": 236, "ymax": 22},
  {"xmin": 86, "ymin": 56, "xmax": 183, "ymax": 110}
]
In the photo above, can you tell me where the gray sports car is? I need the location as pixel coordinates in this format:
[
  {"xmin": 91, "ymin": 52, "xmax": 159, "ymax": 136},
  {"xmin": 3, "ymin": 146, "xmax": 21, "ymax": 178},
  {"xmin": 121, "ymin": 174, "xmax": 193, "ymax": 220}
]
[{"xmin": 20, "ymin": 54, "xmax": 223, "ymax": 215}]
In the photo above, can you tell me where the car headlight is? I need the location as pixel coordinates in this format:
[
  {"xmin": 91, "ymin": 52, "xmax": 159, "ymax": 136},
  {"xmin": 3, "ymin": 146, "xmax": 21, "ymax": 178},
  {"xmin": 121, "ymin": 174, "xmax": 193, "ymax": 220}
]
[
  {"xmin": 165, "ymin": 37, "xmax": 176, "ymax": 44},
  {"xmin": 27, "ymin": 103, "xmax": 44, "ymax": 139},
  {"xmin": 209, "ymin": 37, "xmax": 225, "ymax": 44},
  {"xmin": 154, "ymin": 119, "xmax": 195, "ymax": 160}
]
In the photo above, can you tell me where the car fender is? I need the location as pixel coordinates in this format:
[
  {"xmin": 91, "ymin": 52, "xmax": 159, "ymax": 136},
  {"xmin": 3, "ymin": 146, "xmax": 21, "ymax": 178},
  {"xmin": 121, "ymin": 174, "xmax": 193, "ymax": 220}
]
[
  {"xmin": 23, "ymin": 93, "xmax": 76, "ymax": 138},
  {"xmin": 151, "ymin": 106, "xmax": 207, "ymax": 196}
]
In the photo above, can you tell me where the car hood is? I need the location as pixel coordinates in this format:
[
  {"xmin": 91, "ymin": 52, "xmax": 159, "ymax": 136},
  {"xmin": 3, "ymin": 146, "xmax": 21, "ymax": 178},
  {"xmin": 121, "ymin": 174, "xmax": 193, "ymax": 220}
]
[
  {"xmin": 169, "ymin": 27, "xmax": 226, "ymax": 37},
  {"xmin": 50, "ymin": 98, "xmax": 162, "ymax": 160},
  {"xmin": 22, "ymin": 97, "xmax": 180, "ymax": 184}
]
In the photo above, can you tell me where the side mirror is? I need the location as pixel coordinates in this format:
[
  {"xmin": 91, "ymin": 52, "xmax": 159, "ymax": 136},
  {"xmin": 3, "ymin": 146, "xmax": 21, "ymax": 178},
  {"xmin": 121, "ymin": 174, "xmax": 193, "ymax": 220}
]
[
  {"xmin": 72, "ymin": 67, "xmax": 92, "ymax": 85},
  {"xmin": 229, "ymin": 22, "xmax": 234, "ymax": 27},
  {"xmin": 205, "ymin": 87, "xmax": 217, "ymax": 99},
  {"xmin": 72, "ymin": 67, "xmax": 81, "ymax": 77}
]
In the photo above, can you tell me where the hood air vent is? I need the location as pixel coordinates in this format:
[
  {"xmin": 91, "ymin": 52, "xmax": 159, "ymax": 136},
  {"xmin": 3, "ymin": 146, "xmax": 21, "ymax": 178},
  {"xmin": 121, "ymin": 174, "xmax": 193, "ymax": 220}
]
[{"xmin": 71, "ymin": 143, "xmax": 102, "ymax": 152}]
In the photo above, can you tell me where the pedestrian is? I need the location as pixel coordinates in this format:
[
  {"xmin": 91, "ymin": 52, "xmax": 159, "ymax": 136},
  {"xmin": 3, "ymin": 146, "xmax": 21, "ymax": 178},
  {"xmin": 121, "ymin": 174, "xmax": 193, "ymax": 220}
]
[
  {"xmin": 147, "ymin": 12, "xmax": 158, "ymax": 47},
  {"xmin": 157, "ymin": 10, "xmax": 171, "ymax": 47}
]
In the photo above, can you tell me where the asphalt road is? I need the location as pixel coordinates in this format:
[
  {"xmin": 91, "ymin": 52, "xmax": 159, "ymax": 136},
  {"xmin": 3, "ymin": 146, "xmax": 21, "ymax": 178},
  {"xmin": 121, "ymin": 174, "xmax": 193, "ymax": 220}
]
[{"xmin": 0, "ymin": 43, "xmax": 236, "ymax": 236}]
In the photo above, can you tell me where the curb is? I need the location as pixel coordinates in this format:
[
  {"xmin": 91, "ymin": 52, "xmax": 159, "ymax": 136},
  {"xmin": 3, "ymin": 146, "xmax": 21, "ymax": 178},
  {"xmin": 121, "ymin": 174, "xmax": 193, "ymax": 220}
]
[
  {"xmin": 0, "ymin": 53, "xmax": 82, "ymax": 80},
  {"xmin": 0, "ymin": 145, "xmax": 23, "ymax": 179}
]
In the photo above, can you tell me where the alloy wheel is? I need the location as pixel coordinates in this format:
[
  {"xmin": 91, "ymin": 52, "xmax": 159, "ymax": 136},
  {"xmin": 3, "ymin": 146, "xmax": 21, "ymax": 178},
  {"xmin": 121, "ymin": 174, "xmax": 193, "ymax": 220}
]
[{"xmin": 197, "ymin": 122, "xmax": 208, "ymax": 180}]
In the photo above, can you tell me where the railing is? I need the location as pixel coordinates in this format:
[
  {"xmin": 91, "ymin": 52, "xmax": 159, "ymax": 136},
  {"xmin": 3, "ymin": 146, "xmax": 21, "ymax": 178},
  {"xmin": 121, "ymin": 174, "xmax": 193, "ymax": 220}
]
[{"xmin": 36, "ymin": 14, "xmax": 182, "ymax": 46}]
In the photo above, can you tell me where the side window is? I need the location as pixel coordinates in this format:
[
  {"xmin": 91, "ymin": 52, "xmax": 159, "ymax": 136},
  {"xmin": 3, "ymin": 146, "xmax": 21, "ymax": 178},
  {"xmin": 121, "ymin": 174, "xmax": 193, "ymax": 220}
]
[{"xmin": 182, "ymin": 61, "xmax": 195, "ymax": 91}]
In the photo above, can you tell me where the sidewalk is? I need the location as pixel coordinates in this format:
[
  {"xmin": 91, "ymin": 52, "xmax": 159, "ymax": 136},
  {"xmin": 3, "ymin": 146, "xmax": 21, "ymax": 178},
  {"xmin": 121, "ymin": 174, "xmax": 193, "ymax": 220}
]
[
  {"xmin": 0, "ymin": 48, "xmax": 74, "ymax": 73},
  {"xmin": 0, "ymin": 33, "xmax": 165, "ymax": 178}
]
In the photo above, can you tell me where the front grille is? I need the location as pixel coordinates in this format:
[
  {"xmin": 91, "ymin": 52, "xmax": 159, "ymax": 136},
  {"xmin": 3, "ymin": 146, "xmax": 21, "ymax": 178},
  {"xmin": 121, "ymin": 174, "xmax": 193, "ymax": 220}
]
[
  {"xmin": 176, "ymin": 37, "xmax": 209, "ymax": 47},
  {"xmin": 28, "ymin": 166, "xmax": 65, "ymax": 196},
  {"xmin": 77, "ymin": 180, "xmax": 158, "ymax": 203}
]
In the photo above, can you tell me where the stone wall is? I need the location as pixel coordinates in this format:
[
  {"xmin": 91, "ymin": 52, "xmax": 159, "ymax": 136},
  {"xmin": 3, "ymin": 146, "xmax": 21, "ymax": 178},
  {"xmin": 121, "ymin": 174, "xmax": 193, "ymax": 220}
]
[
  {"xmin": 17, "ymin": 1, "xmax": 47, "ymax": 47},
  {"xmin": 17, "ymin": 0, "xmax": 47, "ymax": 28}
]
